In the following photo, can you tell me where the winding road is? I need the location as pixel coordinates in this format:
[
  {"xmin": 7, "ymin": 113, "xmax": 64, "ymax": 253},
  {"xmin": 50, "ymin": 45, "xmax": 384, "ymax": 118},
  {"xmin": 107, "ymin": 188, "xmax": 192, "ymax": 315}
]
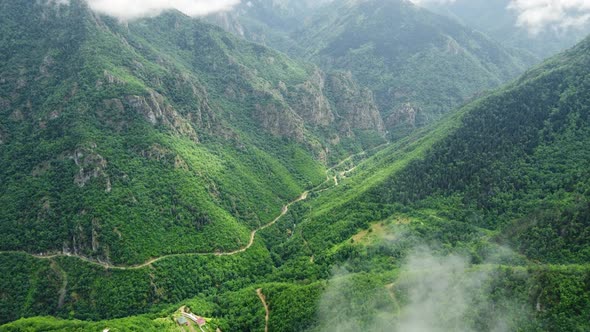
[
  {"xmin": 257, "ymin": 288, "xmax": 270, "ymax": 332},
  {"xmin": 0, "ymin": 144, "xmax": 388, "ymax": 270},
  {"xmin": 0, "ymin": 191, "xmax": 309, "ymax": 271}
]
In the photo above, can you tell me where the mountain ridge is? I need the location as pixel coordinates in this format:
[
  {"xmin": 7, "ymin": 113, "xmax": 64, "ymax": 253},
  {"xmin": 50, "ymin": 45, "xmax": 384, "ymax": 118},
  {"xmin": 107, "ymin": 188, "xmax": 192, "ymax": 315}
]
[
  {"xmin": 2, "ymin": 1, "xmax": 590, "ymax": 331},
  {"xmin": 0, "ymin": 0, "xmax": 386, "ymax": 266},
  {"xmin": 208, "ymin": 0, "xmax": 535, "ymax": 139}
]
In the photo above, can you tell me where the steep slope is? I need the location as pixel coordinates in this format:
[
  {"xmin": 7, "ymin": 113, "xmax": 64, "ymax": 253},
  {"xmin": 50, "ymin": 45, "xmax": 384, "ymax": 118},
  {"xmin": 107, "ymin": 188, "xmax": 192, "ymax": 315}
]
[
  {"xmin": 123, "ymin": 9, "xmax": 387, "ymax": 159},
  {"xmin": 368, "ymin": 35, "xmax": 590, "ymax": 257},
  {"xmin": 2, "ymin": 1, "xmax": 590, "ymax": 331},
  {"xmin": 206, "ymin": 0, "xmax": 326, "ymax": 53},
  {"xmin": 297, "ymin": 0, "xmax": 534, "ymax": 137},
  {"xmin": 296, "ymin": 34, "xmax": 590, "ymax": 264},
  {"xmin": 0, "ymin": 0, "xmax": 385, "ymax": 266},
  {"xmin": 257, "ymin": 34, "xmax": 590, "ymax": 331},
  {"xmin": 209, "ymin": 0, "xmax": 534, "ymax": 139}
]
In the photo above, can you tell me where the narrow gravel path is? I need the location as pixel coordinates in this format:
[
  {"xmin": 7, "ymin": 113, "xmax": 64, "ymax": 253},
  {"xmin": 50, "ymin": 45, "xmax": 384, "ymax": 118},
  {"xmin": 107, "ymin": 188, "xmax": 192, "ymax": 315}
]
[
  {"xmin": 0, "ymin": 191, "xmax": 309, "ymax": 270},
  {"xmin": 257, "ymin": 288, "xmax": 270, "ymax": 332},
  {"xmin": 0, "ymin": 144, "xmax": 388, "ymax": 270}
]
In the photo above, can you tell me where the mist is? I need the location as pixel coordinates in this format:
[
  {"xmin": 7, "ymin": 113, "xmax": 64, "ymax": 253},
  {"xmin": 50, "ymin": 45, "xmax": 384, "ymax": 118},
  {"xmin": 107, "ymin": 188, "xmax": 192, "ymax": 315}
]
[
  {"xmin": 313, "ymin": 248, "xmax": 532, "ymax": 332},
  {"xmin": 54, "ymin": 0, "xmax": 242, "ymax": 20},
  {"xmin": 412, "ymin": 0, "xmax": 590, "ymax": 34},
  {"xmin": 411, "ymin": 0, "xmax": 456, "ymax": 6}
]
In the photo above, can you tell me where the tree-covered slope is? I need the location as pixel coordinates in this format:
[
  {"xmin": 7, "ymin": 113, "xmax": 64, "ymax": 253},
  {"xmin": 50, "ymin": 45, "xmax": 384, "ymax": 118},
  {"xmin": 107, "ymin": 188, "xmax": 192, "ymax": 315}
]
[
  {"xmin": 209, "ymin": 0, "xmax": 534, "ymax": 139},
  {"xmin": 251, "ymin": 33, "xmax": 590, "ymax": 331},
  {"xmin": 206, "ymin": 0, "xmax": 328, "ymax": 53},
  {"xmin": 0, "ymin": 0, "xmax": 386, "ymax": 266},
  {"xmin": 365, "ymin": 35, "xmax": 590, "ymax": 263},
  {"xmin": 296, "ymin": 0, "xmax": 534, "ymax": 137},
  {"xmin": 2, "ymin": 1, "xmax": 590, "ymax": 331},
  {"xmin": 288, "ymin": 34, "xmax": 590, "ymax": 267}
]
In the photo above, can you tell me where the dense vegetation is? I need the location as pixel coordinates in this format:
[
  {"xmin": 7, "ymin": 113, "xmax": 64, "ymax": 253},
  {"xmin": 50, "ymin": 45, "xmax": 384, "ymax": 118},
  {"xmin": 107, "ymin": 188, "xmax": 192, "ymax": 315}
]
[
  {"xmin": 0, "ymin": 0, "xmax": 387, "ymax": 266},
  {"xmin": 209, "ymin": 0, "xmax": 534, "ymax": 139},
  {"xmin": 2, "ymin": 0, "xmax": 590, "ymax": 331},
  {"xmin": 366, "ymin": 36, "xmax": 590, "ymax": 262}
]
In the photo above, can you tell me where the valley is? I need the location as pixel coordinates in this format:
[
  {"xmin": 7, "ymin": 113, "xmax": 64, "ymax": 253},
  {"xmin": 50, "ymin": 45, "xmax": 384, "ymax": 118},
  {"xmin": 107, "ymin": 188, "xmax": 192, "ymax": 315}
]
[
  {"xmin": 0, "ymin": 144, "xmax": 378, "ymax": 270},
  {"xmin": 1, "ymin": 0, "xmax": 590, "ymax": 331}
]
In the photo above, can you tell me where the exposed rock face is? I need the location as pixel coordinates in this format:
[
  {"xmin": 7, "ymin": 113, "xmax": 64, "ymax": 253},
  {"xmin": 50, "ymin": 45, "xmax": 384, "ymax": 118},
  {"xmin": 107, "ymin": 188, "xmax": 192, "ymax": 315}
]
[
  {"xmin": 445, "ymin": 36, "xmax": 462, "ymax": 55},
  {"xmin": 208, "ymin": 12, "xmax": 245, "ymax": 37},
  {"xmin": 63, "ymin": 218, "xmax": 107, "ymax": 259},
  {"xmin": 168, "ymin": 73, "xmax": 217, "ymax": 131},
  {"xmin": 326, "ymin": 71, "xmax": 385, "ymax": 135},
  {"xmin": 125, "ymin": 92, "xmax": 164, "ymax": 125},
  {"xmin": 386, "ymin": 103, "xmax": 420, "ymax": 128},
  {"xmin": 0, "ymin": 97, "xmax": 10, "ymax": 111},
  {"xmin": 286, "ymin": 70, "xmax": 335, "ymax": 127},
  {"xmin": 124, "ymin": 90, "xmax": 200, "ymax": 142},
  {"xmin": 39, "ymin": 54, "xmax": 55, "ymax": 77},
  {"xmin": 254, "ymin": 90, "xmax": 305, "ymax": 141},
  {"xmin": 71, "ymin": 144, "xmax": 111, "ymax": 193},
  {"xmin": 98, "ymin": 67, "xmax": 217, "ymax": 142},
  {"xmin": 249, "ymin": 69, "xmax": 386, "ymax": 146}
]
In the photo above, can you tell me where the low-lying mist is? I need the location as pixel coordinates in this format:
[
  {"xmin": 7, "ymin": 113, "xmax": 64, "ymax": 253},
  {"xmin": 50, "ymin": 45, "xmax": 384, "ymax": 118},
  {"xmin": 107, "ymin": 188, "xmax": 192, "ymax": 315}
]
[{"xmin": 313, "ymin": 247, "xmax": 534, "ymax": 332}]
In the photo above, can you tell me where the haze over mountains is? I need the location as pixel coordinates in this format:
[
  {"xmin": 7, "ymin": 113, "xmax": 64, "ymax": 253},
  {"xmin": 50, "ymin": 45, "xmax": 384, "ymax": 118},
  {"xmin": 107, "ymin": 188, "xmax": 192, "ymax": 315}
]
[
  {"xmin": 1, "ymin": 0, "xmax": 590, "ymax": 331},
  {"xmin": 422, "ymin": 0, "xmax": 590, "ymax": 59},
  {"xmin": 209, "ymin": 0, "xmax": 537, "ymax": 138}
]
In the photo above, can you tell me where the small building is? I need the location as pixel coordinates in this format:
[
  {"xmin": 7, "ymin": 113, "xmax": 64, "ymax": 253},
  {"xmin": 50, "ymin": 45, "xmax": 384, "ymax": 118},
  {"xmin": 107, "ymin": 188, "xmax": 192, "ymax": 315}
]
[
  {"xmin": 176, "ymin": 316, "xmax": 189, "ymax": 326},
  {"xmin": 182, "ymin": 312, "xmax": 207, "ymax": 327}
]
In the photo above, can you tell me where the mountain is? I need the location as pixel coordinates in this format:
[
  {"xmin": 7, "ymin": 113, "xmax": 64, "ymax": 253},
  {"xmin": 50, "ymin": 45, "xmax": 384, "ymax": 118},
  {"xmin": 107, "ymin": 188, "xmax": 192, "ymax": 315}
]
[
  {"xmin": 279, "ymin": 34, "xmax": 590, "ymax": 331},
  {"xmin": 0, "ymin": 0, "xmax": 389, "ymax": 269},
  {"xmin": 422, "ymin": 0, "xmax": 590, "ymax": 60},
  {"xmin": 206, "ymin": 0, "xmax": 324, "ymax": 52},
  {"xmin": 297, "ymin": 35, "xmax": 590, "ymax": 270},
  {"xmin": 2, "ymin": 0, "xmax": 590, "ymax": 331},
  {"xmin": 4, "ymin": 34, "xmax": 590, "ymax": 330},
  {"xmin": 209, "ymin": 0, "xmax": 535, "ymax": 139}
]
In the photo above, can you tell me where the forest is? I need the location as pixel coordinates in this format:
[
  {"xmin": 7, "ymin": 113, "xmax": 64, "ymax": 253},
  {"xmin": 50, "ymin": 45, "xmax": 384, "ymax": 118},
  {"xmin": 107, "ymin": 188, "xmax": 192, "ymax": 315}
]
[{"xmin": 1, "ymin": 0, "xmax": 590, "ymax": 331}]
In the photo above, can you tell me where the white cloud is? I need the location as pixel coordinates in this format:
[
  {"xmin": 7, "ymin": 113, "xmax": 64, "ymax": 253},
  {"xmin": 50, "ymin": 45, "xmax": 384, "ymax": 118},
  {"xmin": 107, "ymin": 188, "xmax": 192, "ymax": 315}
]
[
  {"xmin": 85, "ymin": 0, "xmax": 241, "ymax": 20},
  {"xmin": 411, "ymin": 0, "xmax": 456, "ymax": 5},
  {"xmin": 508, "ymin": 0, "xmax": 590, "ymax": 34}
]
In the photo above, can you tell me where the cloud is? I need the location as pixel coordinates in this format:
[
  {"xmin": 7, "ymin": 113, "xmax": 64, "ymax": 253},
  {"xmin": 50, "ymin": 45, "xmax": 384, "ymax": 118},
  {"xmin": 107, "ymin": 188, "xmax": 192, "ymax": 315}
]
[
  {"xmin": 411, "ymin": 0, "xmax": 456, "ymax": 5},
  {"xmin": 508, "ymin": 0, "xmax": 590, "ymax": 34},
  {"xmin": 314, "ymin": 248, "xmax": 532, "ymax": 331},
  {"xmin": 85, "ymin": 0, "xmax": 241, "ymax": 20}
]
